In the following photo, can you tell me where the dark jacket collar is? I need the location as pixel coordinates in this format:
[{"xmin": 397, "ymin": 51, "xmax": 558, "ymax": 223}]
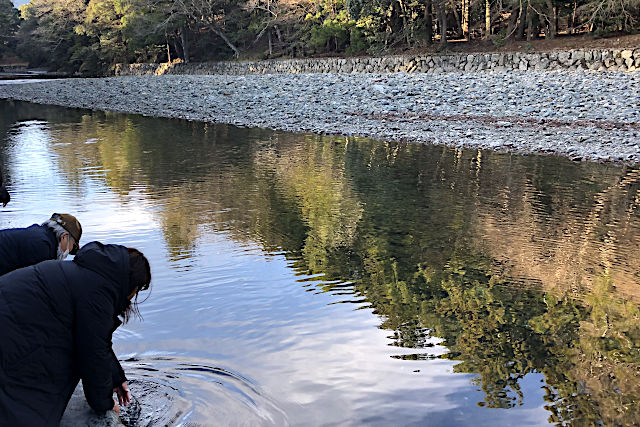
[{"xmin": 41, "ymin": 225, "xmax": 59, "ymax": 259}]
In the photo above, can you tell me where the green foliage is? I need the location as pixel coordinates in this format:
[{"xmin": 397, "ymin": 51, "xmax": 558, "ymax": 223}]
[
  {"xmin": 76, "ymin": 0, "xmax": 131, "ymax": 71},
  {"xmin": 69, "ymin": 45, "xmax": 101, "ymax": 75},
  {"xmin": 307, "ymin": 14, "xmax": 352, "ymax": 52},
  {"xmin": 491, "ymin": 29, "xmax": 506, "ymax": 48},
  {"xmin": 0, "ymin": 0, "xmax": 20, "ymax": 57},
  {"xmin": 345, "ymin": 26, "xmax": 366, "ymax": 54},
  {"xmin": 346, "ymin": 0, "xmax": 367, "ymax": 18},
  {"xmin": 9, "ymin": 0, "xmax": 640, "ymax": 70},
  {"xmin": 304, "ymin": 3, "xmax": 354, "ymax": 54},
  {"xmin": 16, "ymin": 0, "xmax": 92, "ymax": 72},
  {"xmin": 587, "ymin": 0, "xmax": 640, "ymax": 32}
]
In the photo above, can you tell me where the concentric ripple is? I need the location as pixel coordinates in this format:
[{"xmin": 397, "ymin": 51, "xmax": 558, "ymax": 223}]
[{"xmin": 61, "ymin": 356, "xmax": 288, "ymax": 426}]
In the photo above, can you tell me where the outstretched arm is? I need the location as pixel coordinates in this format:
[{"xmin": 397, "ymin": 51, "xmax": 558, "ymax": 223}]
[
  {"xmin": 110, "ymin": 348, "xmax": 130, "ymax": 407},
  {"xmin": 74, "ymin": 289, "xmax": 118, "ymax": 413},
  {"xmin": 110, "ymin": 348, "xmax": 127, "ymax": 387}
]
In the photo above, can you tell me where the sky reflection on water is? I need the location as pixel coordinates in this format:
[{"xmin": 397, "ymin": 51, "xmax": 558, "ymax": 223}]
[{"xmin": 1, "ymin": 100, "xmax": 640, "ymax": 426}]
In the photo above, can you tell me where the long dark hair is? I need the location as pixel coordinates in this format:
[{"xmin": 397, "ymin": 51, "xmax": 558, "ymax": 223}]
[{"xmin": 120, "ymin": 248, "xmax": 151, "ymax": 323}]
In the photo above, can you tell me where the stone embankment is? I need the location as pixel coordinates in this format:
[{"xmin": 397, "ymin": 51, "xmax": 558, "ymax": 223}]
[
  {"xmin": 1, "ymin": 71, "xmax": 639, "ymax": 165},
  {"xmin": 115, "ymin": 48, "xmax": 640, "ymax": 76}
]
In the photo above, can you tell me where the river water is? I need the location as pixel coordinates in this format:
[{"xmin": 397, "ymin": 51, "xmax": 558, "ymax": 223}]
[{"xmin": 1, "ymin": 99, "xmax": 639, "ymax": 426}]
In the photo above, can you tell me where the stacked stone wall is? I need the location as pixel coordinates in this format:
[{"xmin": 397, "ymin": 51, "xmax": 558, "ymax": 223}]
[{"xmin": 115, "ymin": 48, "xmax": 640, "ymax": 76}]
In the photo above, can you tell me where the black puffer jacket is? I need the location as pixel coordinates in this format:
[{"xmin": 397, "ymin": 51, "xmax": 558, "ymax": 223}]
[
  {"xmin": 0, "ymin": 224, "xmax": 59, "ymax": 276},
  {"xmin": 0, "ymin": 165, "xmax": 9, "ymax": 206},
  {"xmin": 0, "ymin": 242, "xmax": 130, "ymax": 426}
]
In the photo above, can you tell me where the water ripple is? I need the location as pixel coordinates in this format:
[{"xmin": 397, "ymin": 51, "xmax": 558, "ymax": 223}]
[{"xmin": 61, "ymin": 356, "xmax": 288, "ymax": 427}]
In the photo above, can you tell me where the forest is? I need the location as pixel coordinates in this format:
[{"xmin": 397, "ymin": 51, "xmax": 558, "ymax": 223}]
[{"xmin": 0, "ymin": 0, "xmax": 639, "ymax": 74}]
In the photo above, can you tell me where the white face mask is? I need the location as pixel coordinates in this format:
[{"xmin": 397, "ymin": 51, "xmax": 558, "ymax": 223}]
[{"xmin": 57, "ymin": 246, "xmax": 70, "ymax": 260}]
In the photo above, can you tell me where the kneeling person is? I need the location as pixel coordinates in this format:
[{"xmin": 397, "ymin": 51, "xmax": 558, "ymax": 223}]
[
  {"xmin": 0, "ymin": 242, "xmax": 151, "ymax": 425},
  {"xmin": 0, "ymin": 213, "xmax": 82, "ymax": 276}
]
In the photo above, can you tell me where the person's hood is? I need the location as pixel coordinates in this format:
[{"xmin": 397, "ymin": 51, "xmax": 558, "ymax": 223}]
[{"xmin": 74, "ymin": 241, "xmax": 129, "ymax": 311}]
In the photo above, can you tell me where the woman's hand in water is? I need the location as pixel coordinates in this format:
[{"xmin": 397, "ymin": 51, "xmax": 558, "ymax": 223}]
[
  {"xmin": 112, "ymin": 399, "xmax": 120, "ymax": 414},
  {"xmin": 114, "ymin": 381, "xmax": 131, "ymax": 407}
]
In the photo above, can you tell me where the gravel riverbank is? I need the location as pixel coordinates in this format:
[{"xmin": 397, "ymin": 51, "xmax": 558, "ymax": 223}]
[{"xmin": 1, "ymin": 71, "xmax": 639, "ymax": 164}]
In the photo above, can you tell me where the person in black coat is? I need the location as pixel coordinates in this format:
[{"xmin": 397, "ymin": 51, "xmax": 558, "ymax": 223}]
[
  {"xmin": 0, "ymin": 165, "xmax": 9, "ymax": 207},
  {"xmin": 0, "ymin": 241, "xmax": 151, "ymax": 426},
  {"xmin": 0, "ymin": 213, "xmax": 83, "ymax": 276}
]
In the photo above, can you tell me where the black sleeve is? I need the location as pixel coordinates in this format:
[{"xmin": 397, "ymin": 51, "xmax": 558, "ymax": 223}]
[
  {"xmin": 110, "ymin": 349, "xmax": 127, "ymax": 387},
  {"xmin": 109, "ymin": 317, "xmax": 127, "ymax": 387},
  {"xmin": 74, "ymin": 288, "xmax": 117, "ymax": 413}
]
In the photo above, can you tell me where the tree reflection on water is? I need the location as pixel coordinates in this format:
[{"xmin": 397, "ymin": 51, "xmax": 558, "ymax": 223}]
[{"xmin": 4, "ymin": 100, "xmax": 640, "ymax": 425}]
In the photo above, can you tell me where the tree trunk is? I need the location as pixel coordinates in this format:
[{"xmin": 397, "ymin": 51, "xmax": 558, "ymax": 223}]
[
  {"xmin": 452, "ymin": 7, "xmax": 463, "ymax": 37},
  {"xmin": 389, "ymin": 1, "xmax": 403, "ymax": 36},
  {"xmin": 484, "ymin": 0, "xmax": 491, "ymax": 39},
  {"xmin": 435, "ymin": 0, "xmax": 447, "ymax": 48},
  {"xmin": 397, "ymin": 0, "xmax": 411, "ymax": 46},
  {"xmin": 425, "ymin": 0, "xmax": 433, "ymax": 44},
  {"xmin": 172, "ymin": 39, "xmax": 181, "ymax": 61},
  {"xmin": 461, "ymin": 0, "xmax": 469, "ymax": 40},
  {"xmin": 275, "ymin": 25, "xmax": 282, "ymax": 42},
  {"xmin": 268, "ymin": 29, "xmax": 272, "ymax": 56},
  {"xmin": 180, "ymin": 28, "xmax": 189, "ymax": 63},
  {"xmin": 166, "ymin": 40, "xmax": 171, "ymax": 62},
  {"xmin": 544, "ymin": 0, "xmax": 556, "ymax": 39},
  {"xmin": 517, "ymin": 3, "xmax": 527, "ymax": 40},
  {"xmin": 505, "ymin": 7, "xmax": 519, "ymax": 40},
  {"xmin": 208, "ymin": 24, "xmax": 240, "ymax": 57},
  {"xmin": 526, "ymin": 5, "xmax": 533, "ymax": 41}
]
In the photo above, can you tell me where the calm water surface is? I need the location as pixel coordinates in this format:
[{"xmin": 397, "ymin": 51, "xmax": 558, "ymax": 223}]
[{"xmin": 1, "ymin": 100, "xmax": 640, "ymax": 426}]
